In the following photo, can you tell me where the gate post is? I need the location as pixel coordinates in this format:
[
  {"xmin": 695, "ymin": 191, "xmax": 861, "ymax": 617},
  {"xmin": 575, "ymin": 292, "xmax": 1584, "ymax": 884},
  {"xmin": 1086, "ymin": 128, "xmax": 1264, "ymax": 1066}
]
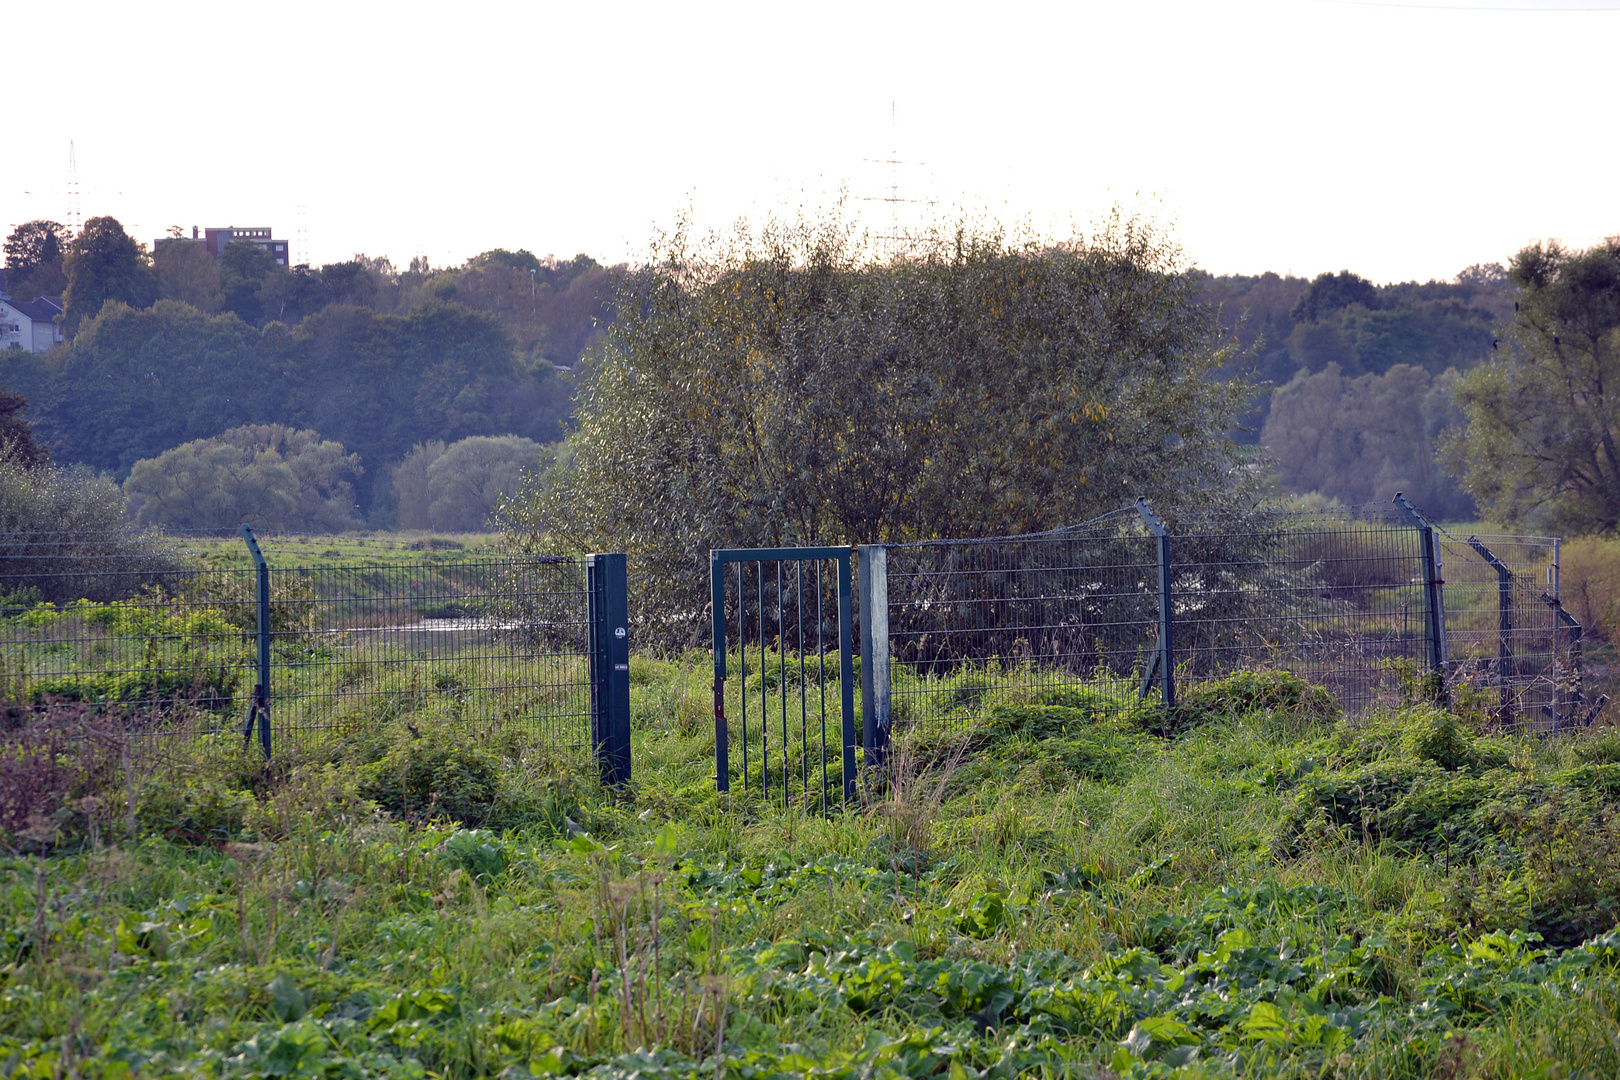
[
  {"xmin": 1135, "ymin": 499, "xmax": 1175, "ymax": 708},
  {"xmin": 858, "ymin": 545, "xmax": 891, "ymax": 770},
  {"xmin": 1394, "ymin": 494, "xmax": 1449, "ymax": 707},
  {"xmin": 240, "ymin": 525, "xmax": 271, "ymax": 759},
  {"xmin": 587, "ymin": 553, "xmax": 631, "ymax": 786}
]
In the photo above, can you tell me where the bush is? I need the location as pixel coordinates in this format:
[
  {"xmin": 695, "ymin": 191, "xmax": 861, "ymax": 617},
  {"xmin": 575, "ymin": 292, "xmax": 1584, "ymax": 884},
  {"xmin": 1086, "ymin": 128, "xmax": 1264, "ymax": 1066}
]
[
  {"xmin": 137, "ymin": 778, "xmax": 254, "ymax": 844},
  {"xmin": 124, "ymin": 424, "xmax": 363, "ymax": 532},
  {"xmin": 0, "ymin": 703, "xmax": 103, "ymax": 847},
  {"xmin": 358, "ymin": 728, "xmax": 501, "ymax": 824},
  {"xmin": 1171, "ymin": 669, "xmax": 1339, "ymax": 733},
  {"xmin": 1558, "ymin": 535, "xmax": 1620, "ymax": 642},
  {"xmin": 394, "ymin": 435, "xmax": 547, "ymax": 532}
]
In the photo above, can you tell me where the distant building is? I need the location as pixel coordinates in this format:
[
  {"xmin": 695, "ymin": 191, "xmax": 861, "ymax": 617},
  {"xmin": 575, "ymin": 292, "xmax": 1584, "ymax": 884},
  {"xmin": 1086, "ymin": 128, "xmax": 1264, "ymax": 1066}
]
[
  {"xmin": 0, "ymin": 289, "xmax": 66, "ymax": 353},
  {"xmin": 154, "ymin": 225, "xmax": 290, "ymax": 266}
]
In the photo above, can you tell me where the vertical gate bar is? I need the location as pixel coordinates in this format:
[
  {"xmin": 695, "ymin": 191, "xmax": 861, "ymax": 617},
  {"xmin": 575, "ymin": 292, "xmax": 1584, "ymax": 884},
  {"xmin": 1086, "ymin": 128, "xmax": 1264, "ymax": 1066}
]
[
  {"xmin": 737, "ymin": 562, "xmax": 747, "ymax": 792},
  {"xmin": 798, "ymin": 562, "xmax": 807, "ymax": 794},
  {"xmin": 586, "ymin": 553, "xmax": 631, "ymax": 786},
  {"xmin": 779, "ymin": 561, "xmax": 788, "ymax": 810},
  {"xmin": 1395, "ymin": 493, "xmax": 1449, "ymax": 707},
  {"xmin": 1135, "ymin": 499, "xmax": 1175, "ymax": 709},
  {"xmin": 818, "ymin": 561, "xmax": 827, "ymax": 816},
  {"xmin": 837, "ymin": 552, "xmax": 857, "ymax": 803},
  {"xmin": 711, "ymin": 551, "xmax": 728, "ymax": 793},
  {"xmin": 1466, "ymin": 536, "xmax": 1515, "ymax": 721},
  {"xmin": 758, "ymin": 565, "xmax": 766, "ymax": 794}
]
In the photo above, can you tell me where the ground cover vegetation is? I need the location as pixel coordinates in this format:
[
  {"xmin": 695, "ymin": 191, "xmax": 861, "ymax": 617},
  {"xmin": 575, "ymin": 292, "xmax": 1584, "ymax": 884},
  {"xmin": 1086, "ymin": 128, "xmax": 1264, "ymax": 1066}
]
[{"xmin": 4, "ymin": 656, "xmax": 1620, "ymax": 1077}]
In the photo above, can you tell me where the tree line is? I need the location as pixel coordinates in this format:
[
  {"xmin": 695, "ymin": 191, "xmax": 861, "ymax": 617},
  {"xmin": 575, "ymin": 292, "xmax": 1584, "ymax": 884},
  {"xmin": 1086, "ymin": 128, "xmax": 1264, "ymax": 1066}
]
[
  {"xmin": 7, "ymin": 209, "xmax": 1620, "ymax": 551},
  {"xmin": 1, "ymin": 216, "xmax": 616, "ymax": 523}
]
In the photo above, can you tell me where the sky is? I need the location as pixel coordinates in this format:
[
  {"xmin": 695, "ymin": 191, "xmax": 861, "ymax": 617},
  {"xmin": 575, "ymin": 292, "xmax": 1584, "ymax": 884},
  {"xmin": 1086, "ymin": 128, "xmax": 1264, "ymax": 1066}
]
[{"xmin": 4, "ymin": 0, "xmax": 1616, "ymax": 285}]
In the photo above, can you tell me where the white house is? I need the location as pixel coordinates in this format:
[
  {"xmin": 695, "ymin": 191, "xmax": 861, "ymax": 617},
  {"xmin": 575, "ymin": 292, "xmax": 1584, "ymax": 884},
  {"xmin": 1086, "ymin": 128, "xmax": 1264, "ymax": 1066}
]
[{"xmin": 0, "ymin": 294, "xmax": 66, "ymax": 353}]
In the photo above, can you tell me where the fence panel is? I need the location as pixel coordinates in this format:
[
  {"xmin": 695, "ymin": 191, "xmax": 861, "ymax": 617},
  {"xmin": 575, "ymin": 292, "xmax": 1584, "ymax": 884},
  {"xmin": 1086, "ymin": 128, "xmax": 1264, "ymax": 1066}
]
[
  {"xmin": 0, "ymin": 532, "xmax": 594, "ymax": 768},
  {"xmin": 884, "ymin": 513, "xmax": 1160, "ymax": 734},
  {"xmin": 881, "ymin": 504, "xmax": 1575, "ymax": 732},
  {"xmin": 265, "ymin": 555, "xmax": 591, "ymax": 750},
  {"xmin": 0, "ymin": 535, "xmax": 259, "ymax": 768}
]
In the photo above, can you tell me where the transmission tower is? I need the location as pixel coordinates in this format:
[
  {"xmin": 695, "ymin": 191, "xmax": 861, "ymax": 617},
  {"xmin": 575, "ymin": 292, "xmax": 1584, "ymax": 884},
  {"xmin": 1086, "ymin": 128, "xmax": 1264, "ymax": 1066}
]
[
  {"xmin": 860, "ymin": 101, "xmax": 929, "ymax": 257},
  {"xmin": 66, "ymin": 141, "xmax": 81, "ymax": 235},
  {"xmin": 296, "ymin": 203, "xmax": 309, "ymax": 267}
]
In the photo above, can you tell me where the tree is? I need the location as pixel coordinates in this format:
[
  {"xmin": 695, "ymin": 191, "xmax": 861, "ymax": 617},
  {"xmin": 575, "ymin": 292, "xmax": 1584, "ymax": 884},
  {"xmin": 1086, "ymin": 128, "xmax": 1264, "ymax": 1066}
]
[
  {"xmin": 1442, "ymin": 238, "xmax": 1620, "ymax": 532},
  {"xmin": 3, "ymin": 220, "xmax": 68, "ymax": 301},
  {"xmin": 423, "ymin": 434, "xmax": 546, "ymax": 531},
  {"xmin": 124, "ymin": 424, "xmax": 363, "ymax": 532},
  {"xmin": 392, "ymin": 440, "xmax": 447, "ymax": 529},
  {"xmin": 62, "ymin": 217, "xmax": 157, "ymax": 335},
  {"xmin": 219, "ymin": 240, "xmax": 282, "ymax": 325},
  {"xmin": 1290, "ymin": 270, "xmax": 1381, "ymax": 324},
  {"xmin": 154, "ymin": 240, "xmax": 222, "ymax": 312},
  {"xmin": 505, "ymin": 208, "xmax": 1255, "ymax": 635},
  {"xmin": 1262, "ymin": 363, "xmax": 1472, "ymax": 517},
  {"xmin": 0, "ymin": 388, "xmax": 48, "ymax": 470}
]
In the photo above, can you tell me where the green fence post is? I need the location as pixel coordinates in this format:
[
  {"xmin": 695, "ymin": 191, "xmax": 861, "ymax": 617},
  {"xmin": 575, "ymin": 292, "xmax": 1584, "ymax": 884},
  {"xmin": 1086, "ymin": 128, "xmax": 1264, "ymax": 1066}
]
[
  {"xmin": 1135, "ymin": 498, "xmax": 1175, "ymax": 709},
  {"xmin": 1394, "ymin": 493, "xmax": 1449, "ymax": 707},
  {"xmin": 587, "ymin": 553, "xmax": 631, "ymax": 786},
  {"xmin": 240, "ymin": 525, "xmax": 271, "ymax": 759}
]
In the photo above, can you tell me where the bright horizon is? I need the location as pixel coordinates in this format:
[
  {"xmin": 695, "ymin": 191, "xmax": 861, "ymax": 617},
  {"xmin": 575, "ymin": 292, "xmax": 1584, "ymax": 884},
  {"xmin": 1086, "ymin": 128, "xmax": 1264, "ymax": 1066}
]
[{"xmin": 5, "ymin": 0, "xmax": 1616, "ymax": 286}]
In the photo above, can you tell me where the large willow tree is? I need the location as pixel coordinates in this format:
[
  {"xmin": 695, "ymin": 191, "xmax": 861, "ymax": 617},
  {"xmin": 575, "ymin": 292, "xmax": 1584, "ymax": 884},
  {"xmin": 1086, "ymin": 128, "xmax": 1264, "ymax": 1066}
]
[
  {"xmin": 503, "ymin": 209, "xmax": 1255, "ymax": 637},
  {"xmin": 1443, "ymin": 238, "xmax": 1620, "ymax": 533}
]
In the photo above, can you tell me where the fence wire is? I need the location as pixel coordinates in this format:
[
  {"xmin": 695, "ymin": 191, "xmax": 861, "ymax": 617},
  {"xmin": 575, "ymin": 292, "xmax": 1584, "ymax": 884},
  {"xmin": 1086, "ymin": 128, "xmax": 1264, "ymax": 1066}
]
[
  {"xmin": 883, "ymin": 505, "xmax": 1570, "ymax": 732},
  {"xmin": 0, "ymin": 533, "xmax": 591, "ymax": 767}
]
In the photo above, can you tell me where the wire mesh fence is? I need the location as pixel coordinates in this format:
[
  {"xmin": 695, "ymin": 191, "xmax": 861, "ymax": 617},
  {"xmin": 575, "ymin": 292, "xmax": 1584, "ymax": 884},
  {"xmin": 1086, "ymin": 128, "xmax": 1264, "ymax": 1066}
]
[
  {"xmin": 0, "ymin": 532, "xmax": 593, "ymax": 769},
  {"xmin": 880, "ymin": 503, "xmax": 1574, "ymax": 734},
  {"xmin": 265, "ymin": 556, "xmax": 590, "ymax": 749}
]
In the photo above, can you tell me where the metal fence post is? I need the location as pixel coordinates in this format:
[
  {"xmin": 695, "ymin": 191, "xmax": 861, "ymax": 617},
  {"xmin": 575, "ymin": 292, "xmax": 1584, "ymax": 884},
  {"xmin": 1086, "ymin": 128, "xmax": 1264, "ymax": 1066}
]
[
  {"xmin": 240, "ymin": 525, "xmax": 272, "ymax": 759},
  {"xmin": 858, "ymin": 545, "xmax": 891, "ymax": 770},
  {"xmin": 710, "ymin": 551, "xmax": 730, "ymax": 793},
  {"xmin": 1135, "ymin": 498, "xmax": 1175, "ymax": 708},
  {"xmin": 1394, "ymin": 493, "xmax": 1449, "ymax": 706},
  {"xmin": 1466, "ymin": 536, "xmax": 1515, "ymax": 721},
  {"xmin": 587, "ymin": 552, "xmax": 631, "ymax": 786}
]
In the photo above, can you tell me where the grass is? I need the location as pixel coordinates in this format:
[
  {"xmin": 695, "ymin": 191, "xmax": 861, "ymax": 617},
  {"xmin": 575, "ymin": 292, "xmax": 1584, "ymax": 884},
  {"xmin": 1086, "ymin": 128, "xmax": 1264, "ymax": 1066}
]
[
  {"xmin": 5, "ymin": 658, "xmax": 1620, "ymax": 1078},
  {"xmin": 174, "ymin": 532, "xmax": 506, "ymax": 570}
]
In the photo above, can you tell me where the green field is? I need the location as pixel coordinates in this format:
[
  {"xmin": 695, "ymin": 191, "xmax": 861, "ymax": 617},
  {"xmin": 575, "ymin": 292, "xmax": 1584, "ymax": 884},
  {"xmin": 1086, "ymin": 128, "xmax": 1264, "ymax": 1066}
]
[
  {"xmin": 5, "ymin": 658, "xmax": 1620, "ymax": 1078},
  {"xmin": 175, "ymin": 533, "xmax": 509, "ymax": 571}
]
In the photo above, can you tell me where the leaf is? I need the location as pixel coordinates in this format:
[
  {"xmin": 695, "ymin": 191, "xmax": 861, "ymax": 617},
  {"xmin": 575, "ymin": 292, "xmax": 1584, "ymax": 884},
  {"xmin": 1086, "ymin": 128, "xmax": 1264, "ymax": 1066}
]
[
  {"xmin": 267, "ymin": 972, "xmax": 307, "ymax": 1023},
  {"xmin": 650, "ymin": 824, "xmax": 680, "ymax": 859}
]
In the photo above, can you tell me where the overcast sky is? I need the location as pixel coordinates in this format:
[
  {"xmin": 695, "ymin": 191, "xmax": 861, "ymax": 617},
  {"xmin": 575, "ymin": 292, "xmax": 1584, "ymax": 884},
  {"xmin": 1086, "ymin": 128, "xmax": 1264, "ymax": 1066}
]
[{"xmin": 5, "ymin": 0, "xmax": 1615, "ymax": 284}]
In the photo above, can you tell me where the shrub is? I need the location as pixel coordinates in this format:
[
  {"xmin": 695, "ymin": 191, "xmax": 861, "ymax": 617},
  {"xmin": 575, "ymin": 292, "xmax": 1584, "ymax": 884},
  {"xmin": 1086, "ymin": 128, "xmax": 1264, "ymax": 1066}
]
[
  {"xmin": 358, "ymin": 728, "xmax": 501, "ymax": 824},
  {"xmin": 1556, "ymin": 535, "xmax": 1620, "ymax": 642},
  {"xmin": 0, "ymin": 703, "xmax": 100, "ymax": 847},
  {"xmin": 1171, "ymin": 669, "xmax": 1339, "ymax": 733},
  {"xmin": 1400, "ymin": 705, "xmax": 1475, "ymax": 770},
  {"xmin": 137, "ymin": 778, "xmax": 254, "ymax": 844}
]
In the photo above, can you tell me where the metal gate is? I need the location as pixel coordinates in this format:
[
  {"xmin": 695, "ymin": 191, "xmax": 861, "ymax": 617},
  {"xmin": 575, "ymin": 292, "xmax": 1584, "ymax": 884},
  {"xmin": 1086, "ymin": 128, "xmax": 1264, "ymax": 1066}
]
[{"xmin": 710, "ymin": 547, "xmax": 856, "ymax": 811}]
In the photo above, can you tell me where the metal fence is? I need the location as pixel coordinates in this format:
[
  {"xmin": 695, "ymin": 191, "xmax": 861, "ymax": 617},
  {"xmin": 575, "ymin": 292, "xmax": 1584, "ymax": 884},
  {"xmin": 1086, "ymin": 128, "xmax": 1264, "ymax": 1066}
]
[
  {"xmin": 0, "ymin": 530, "xmax": 618, "ymax": 773},
  {"xmin": 872, "ymin": 498, "xmax": 1581, "ymax": 737},
  {"xmin": 709, "ymin": 548, "xmax": 857, "ymax": 813}
]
